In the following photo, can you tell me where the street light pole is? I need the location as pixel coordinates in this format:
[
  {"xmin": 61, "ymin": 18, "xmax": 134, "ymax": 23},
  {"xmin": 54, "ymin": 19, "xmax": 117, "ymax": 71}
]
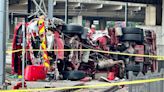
[
  {"xmin": 6, "ymin": 0, "xmax": 9, "ymax": 42},
  {"xmin": 22, "ymin": 19, "xmax": 25, "ymax": 89},
  {"xmin": 125, "ymin": 2, "xmax": 128, "ymax": 27},
  {"xmin": 0, "ymin": 0, "xmax": 6, "ymax": 87},
  {"xmin": 65, "ymin": 0, "xmax": 68, "ymax": 24},
  {"xmin": 48, "ymin": 0, "xmax": 54, "ymax": 19}
]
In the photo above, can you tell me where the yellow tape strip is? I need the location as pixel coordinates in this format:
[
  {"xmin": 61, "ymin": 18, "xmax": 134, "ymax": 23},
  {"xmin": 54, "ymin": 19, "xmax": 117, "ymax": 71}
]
[
  {"xmin": 28, "ymin": 49, "xmax": 164, "ymax": 58},
  {"xmin": 92, "ymin": 49, "xmax": 163, "ymax": 58},
  {"xmin": 6, "ymin": 49, "xmax": 23, "ymax": 54},
  {"xmin": 5, "ymin": 49, "xmax": 164, "ymax": 59},
  {"xmin": 1, "ymin": 78, "xmax": 164, "ymax": 92}
]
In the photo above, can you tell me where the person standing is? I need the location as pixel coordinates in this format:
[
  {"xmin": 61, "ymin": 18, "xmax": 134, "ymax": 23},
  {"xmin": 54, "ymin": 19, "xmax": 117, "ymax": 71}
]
[
  {"xmin": 53, "ymin": 18, "xmax": 65, "ymax": 78},
  {"xmin": 46, "ymin": 18, "xmax": 65, "ymax": 80}
]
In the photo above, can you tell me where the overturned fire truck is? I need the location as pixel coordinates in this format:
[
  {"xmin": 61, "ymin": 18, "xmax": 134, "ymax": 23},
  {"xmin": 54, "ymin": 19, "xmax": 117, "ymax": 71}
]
[{"xmin": 12, "ymin": 16, "xmax": 157, "ymax": 81}]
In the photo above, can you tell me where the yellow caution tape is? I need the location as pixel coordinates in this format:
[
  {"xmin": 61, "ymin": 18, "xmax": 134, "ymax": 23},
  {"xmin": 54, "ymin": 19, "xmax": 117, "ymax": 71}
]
[
  {"xmin": 28, "ymin": 49, "xmax": 164, "ymax": 59},
  {"xmin": 3, "ymin": 49, "xmax": 164, "ymax": 91},
  {"xmin": 1, "ymin": 78, "xmax": 164, "ymax": 92},
  {"xmin": 5, "ymin": 49, "xmax": 164, "ymax": 59},
  {"xmin": 92, "ymin": 49, "xmax": 162, "ymax": 58},
  {"xmin": 6, "ymin": 49, "xmax": 23, "ymax": 54}
]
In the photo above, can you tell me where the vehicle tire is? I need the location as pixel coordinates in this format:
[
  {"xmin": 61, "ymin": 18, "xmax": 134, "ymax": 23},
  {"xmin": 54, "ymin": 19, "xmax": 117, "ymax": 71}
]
[
  {"xmin": 122, "ymin": 28, "xmax": 143, "ymax": 34},
  {"xmin": 121, "ymin": 34, "xmax": 144, "ymax": 43},
  {"xmin": 62, "ymin": 71, "xmax": 86, "ymax": 81},
  {"xmin": 62, "ymin": 24, "xmax": 84, "ymax": 34}
]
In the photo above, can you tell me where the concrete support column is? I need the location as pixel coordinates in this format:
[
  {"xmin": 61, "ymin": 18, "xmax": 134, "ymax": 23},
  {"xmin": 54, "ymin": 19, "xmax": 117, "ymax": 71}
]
[
  {"xmin": 72, "ymin": 16, "xmax": 83, "ymax": 25},
  {"xmin": 48, "ymin": 0, "xmax": 53, "ymax": 19},
  {"xmin": 0, "ymin": 0, "xmax": 6, "ymax": 86},
  {"xmin": 99, "ymin": 19, "xmax": 106, "ymax": 30},
  {"xmin": 145, "ymin": 5, "xmax": 156, "ymax": 26},
  {"xmin": 158, "ymin": 1, "xmax": 164, "ymax": 70},
  {"xmin": 162, "ymin": 0, "xmax": 164, "ymax": 45}
]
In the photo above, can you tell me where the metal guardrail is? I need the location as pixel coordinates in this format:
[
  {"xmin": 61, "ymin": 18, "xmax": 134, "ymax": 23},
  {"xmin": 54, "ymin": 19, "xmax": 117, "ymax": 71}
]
[{"xmin": 128, "ymin": 69, "xmax": 164, "ymax": 92}]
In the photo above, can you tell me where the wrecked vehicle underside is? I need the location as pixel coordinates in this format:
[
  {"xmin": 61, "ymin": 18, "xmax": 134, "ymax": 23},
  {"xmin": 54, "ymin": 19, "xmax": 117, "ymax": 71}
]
[{"xmin": 11, "ymin": 17, "xmax": 157, "ymax": 81}]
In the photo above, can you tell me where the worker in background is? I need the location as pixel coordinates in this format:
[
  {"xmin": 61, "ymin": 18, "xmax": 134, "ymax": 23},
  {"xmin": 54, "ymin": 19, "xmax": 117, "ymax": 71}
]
[
  {"xmin": 88, "ymin": 24, "xmax": 96, "ymax": 39},
  {"xmin": 53, "ymin": 18, "xmax": 65, "ymax": 79},
  {"xmin": 46, "ymin": 18, "xmax": 65, "ymax": 80}
]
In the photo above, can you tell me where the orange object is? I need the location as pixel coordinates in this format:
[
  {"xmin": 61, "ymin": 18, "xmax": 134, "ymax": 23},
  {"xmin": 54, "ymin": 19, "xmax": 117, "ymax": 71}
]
[
  {"xmin": 25, "ymin": 65, "xmax": 47, "ymax": 81},
  {"xmin": 107, "ymin": 72, "xmax": 115, "ymax": 80}
]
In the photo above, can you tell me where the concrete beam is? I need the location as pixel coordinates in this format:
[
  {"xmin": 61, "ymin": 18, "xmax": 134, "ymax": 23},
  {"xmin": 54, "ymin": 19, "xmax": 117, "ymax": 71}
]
[
  {"xmin": 128, "ymin": 6, "xmax": 142, "ymax": 11},
  {"xmin": 13, "ymin": 0, "xmax": 147, "ymax": 7},
  {"xmin": 69, "ymin": 2, "xmax": 81, "ymax": 8},
  {"xmin": 128, "ymin": 3, "xmax": 147, "ymax": 7},
  {"xmin": 19, "ymin": 0, "xmax": 28, "ymax": 5},
  {"xmin": 98, "ymin": 5, "xmax": 123, "ymax": 11},
  {"xmin": 83, "ymin": 4, "xmax": 103, "ymax": 9},
  {"xmin": 53, "ymin": 10, "xmax": 144, "ymax": 19},
  {"xmin": 54, "ymin": 2, "xmax": 81, "ymax": 9},
  {"xmin": 9, "ymin": 5, "xmax": 27, "ymax": 12},
  {"xmin": 55, "ymin": 0, "xmax": 147, "ymax": 7},
  {"xmin": 108, "ymin": 5, "xmax": 123, "ymax": 10}
]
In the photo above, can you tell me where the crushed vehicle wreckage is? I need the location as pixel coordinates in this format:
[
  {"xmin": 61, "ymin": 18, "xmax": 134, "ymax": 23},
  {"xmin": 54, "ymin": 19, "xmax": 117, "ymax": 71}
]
[{"xmin": 11, "ymin": 16, "xmax": 157, "ymax": 82}]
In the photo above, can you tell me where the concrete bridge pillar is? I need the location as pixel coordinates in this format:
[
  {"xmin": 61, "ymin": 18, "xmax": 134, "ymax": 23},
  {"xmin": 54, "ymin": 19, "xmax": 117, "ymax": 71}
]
[
  {"xmin": 72, "ymin": 16, "xmax": 83, "ymax": 26},
  {"xmin": 145, "ymin": 5, "xmax": 156, "ymax": 26}
]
